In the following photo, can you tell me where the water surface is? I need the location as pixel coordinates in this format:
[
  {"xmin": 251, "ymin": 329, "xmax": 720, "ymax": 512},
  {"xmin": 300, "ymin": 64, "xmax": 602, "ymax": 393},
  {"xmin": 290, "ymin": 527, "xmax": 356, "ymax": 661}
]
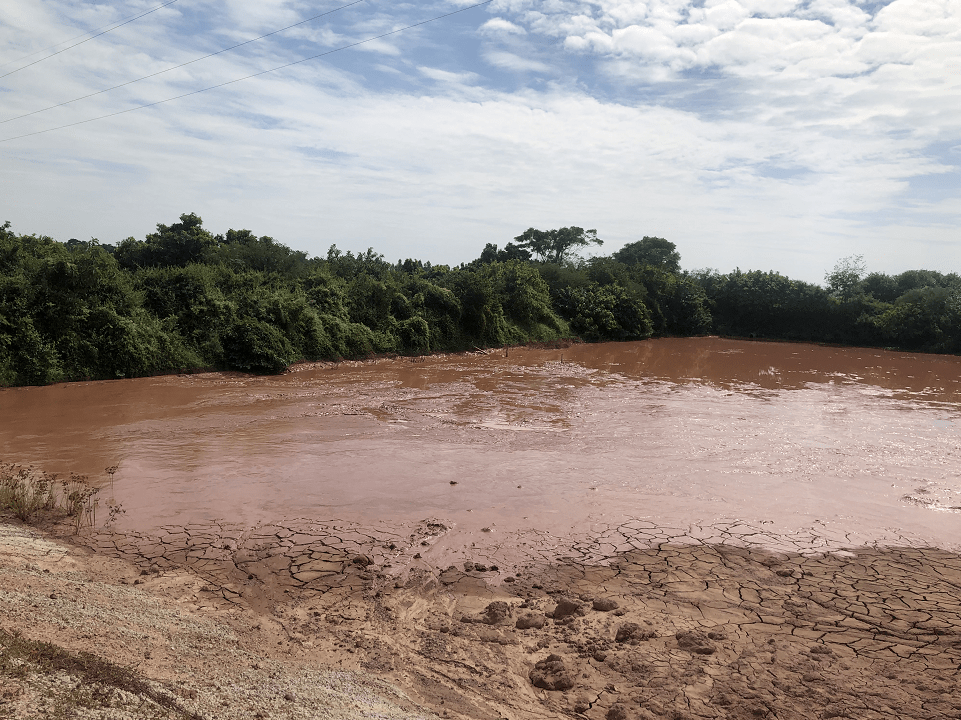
[{"xmin": 2, "ymin": 338, "xmax": 959, "ymax": 550}]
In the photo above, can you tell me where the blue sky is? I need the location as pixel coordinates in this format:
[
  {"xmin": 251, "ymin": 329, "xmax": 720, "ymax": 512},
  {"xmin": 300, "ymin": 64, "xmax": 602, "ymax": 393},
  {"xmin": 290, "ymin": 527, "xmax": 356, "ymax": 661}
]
[{"xmin": 1, "ymin": 0, "xmax": 959, "ymax": 283}]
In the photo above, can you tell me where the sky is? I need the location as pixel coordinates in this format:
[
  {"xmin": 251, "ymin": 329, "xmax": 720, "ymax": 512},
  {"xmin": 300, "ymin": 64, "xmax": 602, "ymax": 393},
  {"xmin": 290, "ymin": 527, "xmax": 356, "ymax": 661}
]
[{"xmin": 1, "ymin": 0, "xmax": 959, "ymax": 284}]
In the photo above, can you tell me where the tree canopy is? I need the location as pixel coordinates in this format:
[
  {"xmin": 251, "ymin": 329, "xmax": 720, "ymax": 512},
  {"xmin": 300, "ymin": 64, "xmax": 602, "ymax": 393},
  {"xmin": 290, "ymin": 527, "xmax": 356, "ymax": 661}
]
[
  {"xmin": 612, "ymin": 237, "xmax": 680, "ymax": 272},
  {"xmin": 513, "ymin": 227, "xmax": 602, "ymax": 264}
]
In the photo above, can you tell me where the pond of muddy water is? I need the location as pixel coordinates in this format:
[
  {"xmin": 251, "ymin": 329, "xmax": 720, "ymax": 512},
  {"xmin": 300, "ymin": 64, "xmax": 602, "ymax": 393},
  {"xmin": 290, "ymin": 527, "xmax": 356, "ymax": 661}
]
[{"xmin": 2, "ymin": 338, "xmax": 959, "ymax": 552}]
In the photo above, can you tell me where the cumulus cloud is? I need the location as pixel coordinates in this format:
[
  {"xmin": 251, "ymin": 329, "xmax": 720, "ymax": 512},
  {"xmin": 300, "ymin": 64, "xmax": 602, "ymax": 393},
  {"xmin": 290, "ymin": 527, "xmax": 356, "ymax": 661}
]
[{"xmin": 480, "ymin": 17, "xmax": 527, "ymax": 35}]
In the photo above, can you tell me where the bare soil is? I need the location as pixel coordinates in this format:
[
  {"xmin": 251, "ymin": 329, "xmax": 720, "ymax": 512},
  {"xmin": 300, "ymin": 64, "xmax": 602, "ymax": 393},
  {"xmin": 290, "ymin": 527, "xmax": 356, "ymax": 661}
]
[{"xmin": 3, "ymin": 514, "xmax": 960, "ymax": 720}]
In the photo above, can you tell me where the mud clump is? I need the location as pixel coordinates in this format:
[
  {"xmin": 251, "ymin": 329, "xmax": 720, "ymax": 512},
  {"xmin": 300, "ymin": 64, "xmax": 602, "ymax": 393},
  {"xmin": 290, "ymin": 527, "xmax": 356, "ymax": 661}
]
[
  {"xmin": 593, "ymin": 597, "xmax": 619, "ymax": 612},
  {"xmin": 615, "ymin": 622, "xmax": 656, "ymax": 643},
  {"xmin": 529, "ymin": 654, "xmax": 575, "ymax": 691},
  {"xmin": 516, "ymin": 613, "xmax": 547, "ymax": 630},
  {"xmin": 551, "ymin": 597, "xmax": 585, "ymax": 620},
  {"xmin": 675, "ymin": 629, "xmax": 716, "ymax": 655},
  {"xmin": 607, "ymin": 702, "xmax": 637, "ymax": 720},
  {"xmin": 478, "ymin": 601, "xmax": 512, "ymax": 625}
]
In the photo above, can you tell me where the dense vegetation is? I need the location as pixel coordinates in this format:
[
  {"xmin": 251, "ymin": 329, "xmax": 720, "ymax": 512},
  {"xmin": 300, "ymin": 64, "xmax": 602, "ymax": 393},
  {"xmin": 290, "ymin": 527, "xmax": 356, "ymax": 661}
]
[{"xmin": 1, "ymin": 214, "xmax": 958, "ymax": 386}]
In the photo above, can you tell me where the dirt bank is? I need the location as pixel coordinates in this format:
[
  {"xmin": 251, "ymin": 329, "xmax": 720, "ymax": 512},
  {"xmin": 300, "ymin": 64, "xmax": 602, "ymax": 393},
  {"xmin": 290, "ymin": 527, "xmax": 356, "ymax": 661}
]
[{"xmin": 3, "ymin": 515, "xmax": 960, "ymax": 720}]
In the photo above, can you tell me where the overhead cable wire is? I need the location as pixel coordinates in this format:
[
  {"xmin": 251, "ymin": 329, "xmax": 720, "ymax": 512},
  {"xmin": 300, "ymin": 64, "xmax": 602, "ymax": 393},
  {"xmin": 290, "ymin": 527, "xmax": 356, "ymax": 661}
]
[
  {"xmin": 0, "ymin": 0, "xmax": 182, "ymax": 70},
  {"xmin": 1, "ymin": 0, "xmax": 366, "ymax": 126},
  {"xmin": 0, "ymin": 0, "xmax": 494, "ymax": 145},
  {"xmin": 0, "ymin": 0, "xmax": 181, "ymax": 79}
]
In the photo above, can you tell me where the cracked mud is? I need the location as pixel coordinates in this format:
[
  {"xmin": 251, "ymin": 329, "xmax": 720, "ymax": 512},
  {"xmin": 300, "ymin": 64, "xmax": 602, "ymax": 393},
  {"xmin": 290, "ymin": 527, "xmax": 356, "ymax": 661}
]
[{"xmin": 58, "ymin": 517, "xmax": 961, "ymax": 720}]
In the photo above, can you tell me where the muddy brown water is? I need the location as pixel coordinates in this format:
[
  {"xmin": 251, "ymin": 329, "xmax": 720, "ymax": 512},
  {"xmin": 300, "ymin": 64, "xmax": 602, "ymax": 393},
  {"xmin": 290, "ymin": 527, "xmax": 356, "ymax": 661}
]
[{"xmin": 2, "ymin": 337, "xmax": 959, "ymax": 553}]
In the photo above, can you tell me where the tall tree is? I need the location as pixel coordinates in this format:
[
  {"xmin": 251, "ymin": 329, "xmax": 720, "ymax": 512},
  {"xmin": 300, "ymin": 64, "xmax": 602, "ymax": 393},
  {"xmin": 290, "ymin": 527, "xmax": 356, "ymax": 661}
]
[
  {"xmin": 613, "ymin": 237, "xmax": 680, "ymax": 272},
  {"xmin": 825, "ymin": 255, "xmax": 866, "ymax": 301},
  {"xmin": 513, "ymin": 227, "xmax": 602, "ymax": 264}
]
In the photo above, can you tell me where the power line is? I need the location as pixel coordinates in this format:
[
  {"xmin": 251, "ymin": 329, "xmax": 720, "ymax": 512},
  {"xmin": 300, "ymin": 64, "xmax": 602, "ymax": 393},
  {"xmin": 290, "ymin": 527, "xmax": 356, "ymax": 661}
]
[
  {"xmin": 1, "ymin": 0, "xmax": 366, "ymax": 126},
  {"xmin": 0, "ymin": 0, "xmax": 181, "ymax": 79},
  {"xmin": 0, "ymin": 0, "xmax": 494, "ymax": 145},
  {"xmin": 0, "ymin": 0, "xmax": 181, "ymax": 70}
]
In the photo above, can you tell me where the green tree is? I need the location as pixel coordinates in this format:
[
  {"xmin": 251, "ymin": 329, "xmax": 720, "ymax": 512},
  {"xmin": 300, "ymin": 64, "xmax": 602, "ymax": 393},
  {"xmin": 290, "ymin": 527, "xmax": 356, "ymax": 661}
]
[
  {"xmin": 825, "ymin": 255, "xmax": 866, "ymax": 301},
  {"xmin": 115, "ymin": 213, "xmax": 216, "ymax": 269},
  {"xmin": 555, "ymin": 283, "xmax": 653, "ymax": 342},
  {"xmin": 613, "ymin": 237, "xmax": 680, "ymax": 272},
  {"xmin": 513, "ymin": 227, "xmax": 602, "ymax": 264}
]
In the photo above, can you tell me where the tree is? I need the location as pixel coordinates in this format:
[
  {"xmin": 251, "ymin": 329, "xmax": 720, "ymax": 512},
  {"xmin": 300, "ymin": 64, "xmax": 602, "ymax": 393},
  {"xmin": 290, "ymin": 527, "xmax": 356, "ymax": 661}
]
[
  {"xmin": 115, "ymin": 212, "xmax": 216, "ymax": 269},
  {"xmin": 476, "ymin": 242, "xmax": 532, "ymax": 264},
  {"xmin": 613, "ymin": 237, "xmax": 680, "ymax": 272},
  {"xmin": 513, "ymin": 227, "xmax": 602, "ymax": 264},
  {"xmin": 825, "ymin": 255, "xmax": 866, "ymax": 301}
]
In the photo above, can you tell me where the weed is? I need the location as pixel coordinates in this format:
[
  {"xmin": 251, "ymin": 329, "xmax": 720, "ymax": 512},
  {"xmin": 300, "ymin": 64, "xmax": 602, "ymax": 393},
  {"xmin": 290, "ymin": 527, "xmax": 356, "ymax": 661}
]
[
  {"xmin": 106, "ymin": 502, "xmax": 126, "ymax": 528},
  {"xmin": 0, "ymin": 464, "xmax": 101, "ymax": 534},
  {"xmin": 60, "ymin": 475, "xmax": 99, "ymax": 534},
  {"xmin": 0, "ymin": 465, "xmax": 56, "ymax": 523}
]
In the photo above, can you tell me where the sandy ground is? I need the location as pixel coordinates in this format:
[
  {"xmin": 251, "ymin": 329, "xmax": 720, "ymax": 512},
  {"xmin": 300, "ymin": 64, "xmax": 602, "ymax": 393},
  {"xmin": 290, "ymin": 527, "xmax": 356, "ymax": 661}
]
[{"xmin": 2, "ymin": 513, "xmax": 960, "ymax": 720}]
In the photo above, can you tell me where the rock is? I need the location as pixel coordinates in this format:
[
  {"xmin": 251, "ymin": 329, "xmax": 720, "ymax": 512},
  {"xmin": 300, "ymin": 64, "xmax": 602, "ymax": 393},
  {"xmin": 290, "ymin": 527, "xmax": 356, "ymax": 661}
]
[
  {"xmin": 593, "ymin": 650, "xmax": 608, "ymax": 662},
  {"xmin": 474, "ymin": 564, "xmax": 489, "ymax": 572},
  {"xmin": 675, "ymin": 630, "xmax": 715, "ymax": 655},
  {"xmin": 552, "ymin": 597, "xmax": 584, "ymax": 620},
  {"xmin": 284, "ymin": 691, "xmax": 296, "ymax": 702},
  {"xmin": 607, "ymin": 703, "xmax": 634, "ymax": 720},
  {"xmin": 573, "ymin": 695, "xmax": 592, "ymax": 713},
  {"xmin": 504, "ymin": 576, "xmax": 516, "ymax": 583},
  {"xmin": 351, "ymin": 555, "xmax": 372, "ymax": 567},
  {"xmin": 593, "ymin": 597, "xmax": 619, "ymax": 612},
  {"xmin": 463, "ymin": 561, "xmax": 475, "ymax": 572},
  {"xmin": 529, "ymin": 654, "xmax": 575, "ymax": 691},
  {"xmin": 479, "ymin": 601, "xmax": 512, "ymax": 625},
  {"xmin": 516, "ymin": 613, "xmax": 547, "ymax": 630}
]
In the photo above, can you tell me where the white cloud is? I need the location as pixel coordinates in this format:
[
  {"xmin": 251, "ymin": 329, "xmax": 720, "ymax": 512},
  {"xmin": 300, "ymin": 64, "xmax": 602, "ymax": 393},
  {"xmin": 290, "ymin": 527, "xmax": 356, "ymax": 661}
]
[
  {"xmin": 479, "ymin": 17, "xmax": 527, "ymax": 35},
  {"xmin": 483, "ymin": 50, "xmax": 551, "ymax": 72},
  {"xmin": 418, "ymin": 66, "xmax": 480, "ymax": 83}
]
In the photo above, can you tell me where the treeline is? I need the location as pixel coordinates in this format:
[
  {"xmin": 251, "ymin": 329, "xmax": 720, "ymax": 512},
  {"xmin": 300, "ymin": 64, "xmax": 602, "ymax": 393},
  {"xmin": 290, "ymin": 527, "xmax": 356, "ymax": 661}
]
[
  {"xmin": 695, "ymin": 261, "xmax": 961, "ymax": 353},
  {"xmin": 0, "ymin": 214, "xmax": 958, "ymax": 386}
]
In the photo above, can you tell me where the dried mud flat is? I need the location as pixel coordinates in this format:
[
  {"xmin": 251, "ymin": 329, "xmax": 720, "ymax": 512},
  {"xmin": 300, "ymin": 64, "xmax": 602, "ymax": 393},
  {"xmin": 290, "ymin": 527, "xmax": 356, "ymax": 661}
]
[{"xmin": 2, "ymin": 515, "xmax": 960, "ymax": 720}]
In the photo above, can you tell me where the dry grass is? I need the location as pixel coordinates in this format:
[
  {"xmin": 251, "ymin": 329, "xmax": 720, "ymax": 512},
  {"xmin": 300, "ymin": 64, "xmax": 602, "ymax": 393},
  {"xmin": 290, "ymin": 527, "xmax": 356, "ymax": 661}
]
[
  {"xmin": 0, "ymin": 627, "xmax": 202, "ymax": 719},
  {"xmin": 0, "ymin": 464, "xmax": 99, "ymax": 533}
]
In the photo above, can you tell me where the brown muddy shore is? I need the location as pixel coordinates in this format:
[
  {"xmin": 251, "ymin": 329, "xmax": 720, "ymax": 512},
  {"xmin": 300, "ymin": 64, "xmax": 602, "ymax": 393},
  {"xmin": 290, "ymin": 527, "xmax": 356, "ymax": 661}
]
[{"xmin": 2, "ymin": 514, "xmax": 960, "ymax": 720}]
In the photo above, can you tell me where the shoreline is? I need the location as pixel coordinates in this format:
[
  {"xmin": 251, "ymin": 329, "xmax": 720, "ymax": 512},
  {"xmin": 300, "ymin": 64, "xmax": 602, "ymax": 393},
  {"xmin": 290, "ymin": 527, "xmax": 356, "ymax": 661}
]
[{"xmin": 3, "ymin": 515, "xmax": 960, "ymax": 720}]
